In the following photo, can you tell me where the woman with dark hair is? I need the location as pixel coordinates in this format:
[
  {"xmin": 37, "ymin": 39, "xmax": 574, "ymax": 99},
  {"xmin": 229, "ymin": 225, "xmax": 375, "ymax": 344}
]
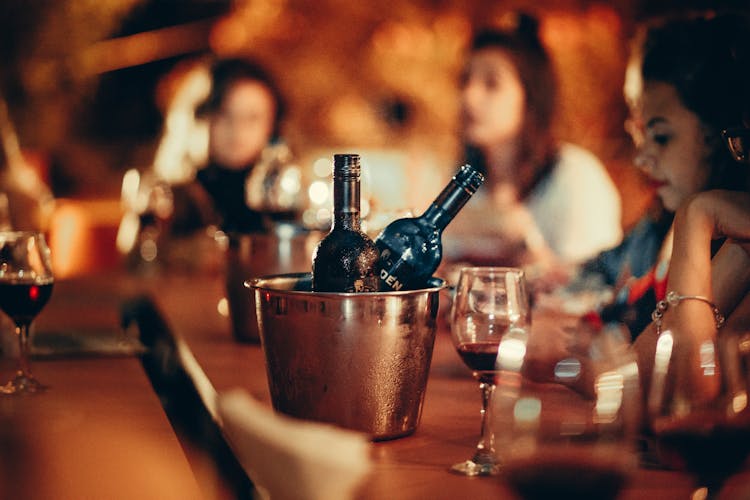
[
  {"xmin": 196, "ymin": 58, "xmax": 285, "ymax": 147},
  {"xmin": 525, "ymin": 12, "xmax": 750, "ymax": 393},
  {"xmin": 118, "ymin": 57, "xmax": 293, "ymax": 268},
  {"xmin": 186, "ymin": 57, "xmax": 288, "ymax": 234},
  {"xmin": 629, "ymin": 12, "xmax": 750, "ymax": 395},
  {"xmin": 446, "ymin": 13, "xmax": 622, "ymax": 267},
  {"xmin": 577, "ymin": 12, "xmax": 750, "ymax": 339}
]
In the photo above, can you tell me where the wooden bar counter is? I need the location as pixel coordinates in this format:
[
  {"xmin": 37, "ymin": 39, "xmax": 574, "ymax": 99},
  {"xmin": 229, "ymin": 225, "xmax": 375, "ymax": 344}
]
[
  {"xmin": 5, "ymin": 263, "xmax": 749, "ymax": 499},
  {"xmin": 0, "ymin": 274, "xmax": 204, "ymax": 500},
  {"xmin": 140, "ymin": 267, "xmax": 750, "ymax": 500}
]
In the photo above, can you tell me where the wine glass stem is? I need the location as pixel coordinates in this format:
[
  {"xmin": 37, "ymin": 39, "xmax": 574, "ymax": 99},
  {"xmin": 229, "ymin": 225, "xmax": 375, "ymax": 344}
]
[
  {"xmin": 474, "ymin": 380, "xmax": 496, "ymax": 461},
  {"xmin": 15, "ymin": 323, "xmax": 32, "ymax": 378}
]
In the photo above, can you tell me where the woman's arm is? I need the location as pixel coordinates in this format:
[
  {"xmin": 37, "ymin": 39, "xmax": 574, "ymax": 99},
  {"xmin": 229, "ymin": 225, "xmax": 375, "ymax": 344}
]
[
  {"xmin": 634, "ymin": 191, "xmax": 750, "ymax": 398},
  {"xmin": 527, "ymin": 190, "xmax": 750, "ymax": 399},
  {"xmin": 663, "ymin": 190, "xmax": 750, "ymax": 314}
]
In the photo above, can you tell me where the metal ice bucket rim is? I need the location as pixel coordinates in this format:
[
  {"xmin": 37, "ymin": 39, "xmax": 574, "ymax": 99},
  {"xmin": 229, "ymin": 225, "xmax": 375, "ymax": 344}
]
[{"xmin": 245, "ymin": 272, "xmax": 446, "ymax": 295}]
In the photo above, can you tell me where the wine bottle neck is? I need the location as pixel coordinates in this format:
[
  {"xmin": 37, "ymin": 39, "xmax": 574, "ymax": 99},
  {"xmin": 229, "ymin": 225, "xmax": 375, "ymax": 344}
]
[
  {"xmin": 420, "ymin": 179, "xmax": 475, "ymax": 230},
  {"xmin": 333, "ymin": 176, "xmax": 361, "ymax": 230}
]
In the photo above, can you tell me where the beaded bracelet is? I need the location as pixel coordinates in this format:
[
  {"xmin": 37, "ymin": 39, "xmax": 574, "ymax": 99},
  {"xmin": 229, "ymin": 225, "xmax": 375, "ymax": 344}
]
[{"xmin": 651, "ymin": 291, "xmax": 725, "ymax": 335}]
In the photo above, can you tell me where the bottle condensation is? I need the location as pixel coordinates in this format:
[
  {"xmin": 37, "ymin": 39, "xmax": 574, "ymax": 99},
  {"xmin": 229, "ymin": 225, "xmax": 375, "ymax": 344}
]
[
  {"xmin": 374, "ymin": 164, "xmax": 484, "ymax": 291},
  {"xmin": 311, "ymin": 154, "xmax": 379, "ymax": 292}
]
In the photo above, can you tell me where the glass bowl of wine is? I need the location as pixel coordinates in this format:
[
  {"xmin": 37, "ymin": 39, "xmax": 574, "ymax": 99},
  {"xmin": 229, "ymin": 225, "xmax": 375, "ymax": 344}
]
[
  {"xmin": 0, "ymin": 231, "xmax": 54, "ymax": 394},
  {"xmin": 492, "ymin": 323, "xmax": 641, "ymax": 500},
  {"xmin": 649, "ymin": 319, "xmax": 750, "ymax": 500},
  {"xmin": 448, "ymin": 266, "xmax": 530, "ymax": 476}
]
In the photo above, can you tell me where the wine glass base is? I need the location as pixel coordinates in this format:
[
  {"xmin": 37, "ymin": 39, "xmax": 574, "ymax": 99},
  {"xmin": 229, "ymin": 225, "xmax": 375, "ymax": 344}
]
[
  {"xmin": 450, "ymin": 459, "xmax": 500, "ymax": 476},
  {"xmin": 0, "ymin": 374, "xmax": 47, "ymax": 395},
  {"xmin": 691, "ymin": 487, "xmax": 709, "ymax": 500}
]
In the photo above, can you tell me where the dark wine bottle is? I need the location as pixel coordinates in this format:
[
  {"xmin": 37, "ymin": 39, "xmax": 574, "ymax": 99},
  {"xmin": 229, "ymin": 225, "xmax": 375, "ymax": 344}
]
[
  {"xmin": 374, "ymin": 164, "xmax": 484, "ymax": 291},
  {"xmin": 311, "ymin": 154, "xmax": 379, "ymax": 292}
]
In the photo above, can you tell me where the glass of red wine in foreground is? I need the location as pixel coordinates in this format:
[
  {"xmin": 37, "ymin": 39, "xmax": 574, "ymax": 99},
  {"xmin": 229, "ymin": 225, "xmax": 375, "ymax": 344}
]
[
  {"xmin": 0, "ymin": 232, "xmax": 54, "ymax": 394},
  {"xmin": 649, "ymin": 303, "xmax": 750, "ymax": 500},
  {"xmin": 493, "ymin": 323, "xmax": 640, "ymax": 500},
  {"xmin": 449, "ymin": 267, "xmax": 530, "ymax": 476}
]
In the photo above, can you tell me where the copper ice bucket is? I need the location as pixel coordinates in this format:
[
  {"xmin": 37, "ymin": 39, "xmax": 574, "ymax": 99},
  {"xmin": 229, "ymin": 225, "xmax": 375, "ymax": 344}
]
[
  {"xmin": 246, "ymin": 273, "xmax": 445, "ymax": 440},
  {"xmin": 225, "ymin": 227, "xmax": 321, "ymax": 342}
]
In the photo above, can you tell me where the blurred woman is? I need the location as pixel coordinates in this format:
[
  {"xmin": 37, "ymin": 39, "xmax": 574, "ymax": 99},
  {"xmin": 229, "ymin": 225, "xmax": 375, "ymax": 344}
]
[
  {"xmin": 173, "ymin": 57, "xmax": 288, "ymax": 235},
  {"xmin": 0, "ymin": 97, "xmax": 54, "ymax": 232},
  {"xmin": 445, "ymin": 13, "xmax": 622, "ymax": 268},
  {"xmin": 117, "ymin": 57, "xmax": 297, "ymax": 270}
]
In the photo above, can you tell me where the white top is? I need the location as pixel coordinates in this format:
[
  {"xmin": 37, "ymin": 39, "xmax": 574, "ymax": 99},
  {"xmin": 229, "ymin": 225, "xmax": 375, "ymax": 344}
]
[
  {"xmin": 444, "ymin": 142, "xmax": 622, "ymax": 265},
  {"xmin": 526, "ymin": 142, "xmax": 622, "ymax": 262}
]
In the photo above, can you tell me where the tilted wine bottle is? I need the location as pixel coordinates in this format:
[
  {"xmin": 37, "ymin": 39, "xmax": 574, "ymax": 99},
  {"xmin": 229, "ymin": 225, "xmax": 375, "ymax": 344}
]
[
  {"xmin": 374, "ymin": 164, "xmax": 484, "ymax": 291},
  {"xmin": 311, "ymin": 154, "xmax": 379, "ymax": 292}
]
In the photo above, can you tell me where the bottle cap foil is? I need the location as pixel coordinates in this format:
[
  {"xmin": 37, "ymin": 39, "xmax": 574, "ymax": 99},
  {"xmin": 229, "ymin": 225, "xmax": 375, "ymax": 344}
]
[
  {"xmin": 333, "ymin": 154, "xmax": 361, "ymax": 178},
  {"xmin": 453, "ymin": 164, "xmax": 484, "ymax": 193}
]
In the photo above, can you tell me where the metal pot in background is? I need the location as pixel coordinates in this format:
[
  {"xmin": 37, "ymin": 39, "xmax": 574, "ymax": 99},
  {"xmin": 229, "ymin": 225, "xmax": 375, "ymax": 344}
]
[
  {"xmin": 247, "ymin": 273, "xmax": 445, "ymax": 440},
  {"xmin": 225, "ymin": 225, "xmax": 321, "ymax": 342}
]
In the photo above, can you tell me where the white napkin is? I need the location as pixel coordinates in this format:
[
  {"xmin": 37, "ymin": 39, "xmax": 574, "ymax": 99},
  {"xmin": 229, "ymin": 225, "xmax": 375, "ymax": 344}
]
[{"xmin": 217, "ymin": 389, "xmax": 373, "ymax": 500}]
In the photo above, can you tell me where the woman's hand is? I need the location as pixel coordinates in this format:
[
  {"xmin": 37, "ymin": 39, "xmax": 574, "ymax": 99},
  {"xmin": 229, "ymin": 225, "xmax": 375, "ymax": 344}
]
[
  {"xmin": 522, "ymin": 311, "xmax": 580, "ymax": 383},
  {"xmin": 678, "ymin": 190, "xmax": 750, "ymax": 252}
]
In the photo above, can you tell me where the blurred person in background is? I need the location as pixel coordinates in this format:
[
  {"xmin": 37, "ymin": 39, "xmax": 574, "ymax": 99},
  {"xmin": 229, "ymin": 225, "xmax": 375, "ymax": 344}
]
[
  {"xmin": 118, "ymin": 57, "xmax": 301, "ymax": 268},
  {"xmin": 0, "ymin": 97, "xmax": 54, "ymax": 232},
  {"xmin": 170, "ymin": 57, "xmax": 290, "ymax": 236},
  {"xmin": 444, "ymin": 12, "xmax": 622, "ymax": 271}
]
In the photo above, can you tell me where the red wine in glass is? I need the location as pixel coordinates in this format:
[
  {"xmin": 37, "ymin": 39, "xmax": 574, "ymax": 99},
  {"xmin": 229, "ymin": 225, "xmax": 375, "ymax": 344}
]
[
  {"xmin": 449, "ymin": 267, "xmax": 530, "ymax": 477},
  {"xmin": 456, "ymin": 341, "xmax": 500, "ymax": 384},
  {"xmin": 0, "ymin": 231, "xmax": 55, "ymax": 395},
  {"xmin": 503, "ymin": 448, "xmax": 629, "ymax": 500},
  {"xmin": 655, "ymin": 411, "xmax": 750, "ymax": 497},
  {"xmin": 0, "ymin": 281, "xmax": 54, "ymax": 326},
  {"xmin": 493, "ymin": 324, "xmax": 641, "ymax": 500},
  {"xmin": 648, "ymin": 317, "xmax": 750, "ymax": 500}
]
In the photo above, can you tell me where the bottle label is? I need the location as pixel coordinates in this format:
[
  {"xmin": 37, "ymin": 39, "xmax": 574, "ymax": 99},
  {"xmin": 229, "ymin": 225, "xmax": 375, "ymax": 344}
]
[
  {"xmin": 379, "ymin": 268, "xmax": 404, "ymax": 291},
  {"xmin": 377, "ymin": 247, "xmax": 411, "ymax": 291},
  {"xmin": 372, "ymin": 164, "xmax": 481, "ymax": 293}
]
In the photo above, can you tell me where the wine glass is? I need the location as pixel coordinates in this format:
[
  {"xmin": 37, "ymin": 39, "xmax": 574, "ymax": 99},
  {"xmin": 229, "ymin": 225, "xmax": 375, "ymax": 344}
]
[
  {"xmin": 449, "ymin": 266, "xmax": 530, "ymax": 476},
  {"xmin": 648, "ymin": 317, "xmax": 750, "ymax": 499},
  {"xmin": 117, "ymin": 168, "xmax": 174, "ymax": 267},
  {"xmin": 0, "ymin": 231, "xmax": 54, "ymax": 394},
  {"xmin": 493, "ymin": 322, "xmax": 640, "ymax": 499}
]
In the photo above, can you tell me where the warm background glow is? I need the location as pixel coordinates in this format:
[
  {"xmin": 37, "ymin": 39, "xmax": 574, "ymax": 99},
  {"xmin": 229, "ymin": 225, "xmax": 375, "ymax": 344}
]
[{"xmin": 2, "ymin": 0, "xmax": 746, "ymax": 274}]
